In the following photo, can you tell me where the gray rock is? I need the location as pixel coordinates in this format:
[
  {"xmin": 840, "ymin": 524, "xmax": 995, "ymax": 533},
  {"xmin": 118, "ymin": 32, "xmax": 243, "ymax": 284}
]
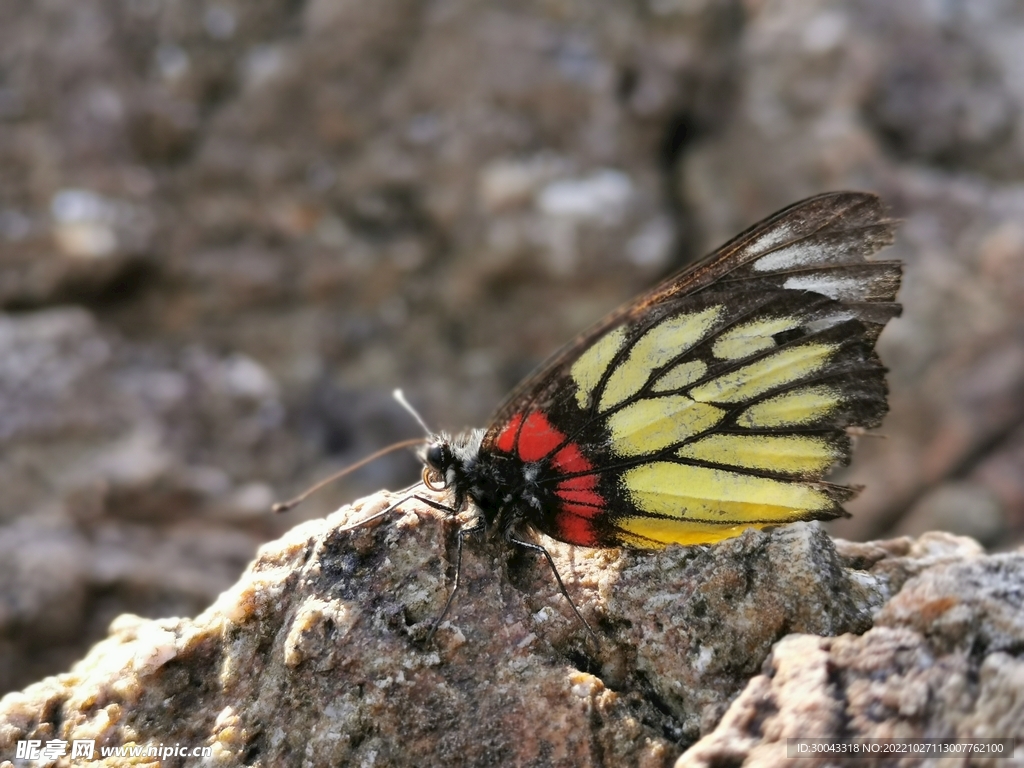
[
  {"xmin": 2, "ymin": 495, "xmax": 1019, "ymax": 767},
  {"xmin": 0, "ymin": 308, "xmax": 295, "ymax": 694}
]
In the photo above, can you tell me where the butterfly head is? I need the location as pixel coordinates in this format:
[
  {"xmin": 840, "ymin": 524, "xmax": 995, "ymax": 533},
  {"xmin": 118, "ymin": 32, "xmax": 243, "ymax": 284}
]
[
  {"xmin": 418, "ymin": 429, "xmax": 486, "ymax": 497},
  {"xmin": 420, "ymin": 438, "xmax": 453, "ymax": 491}
]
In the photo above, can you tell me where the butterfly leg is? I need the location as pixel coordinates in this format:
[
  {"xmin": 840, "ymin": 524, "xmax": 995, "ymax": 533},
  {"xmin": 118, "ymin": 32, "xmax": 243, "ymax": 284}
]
[
  {"xmin": 505, "ymin": 533, "xmax": 597, "ymax": 645},
  {"xmin": 413, "ymin": 494, "xmax": 460, "ymax": 518},
  {"xmin": 425, "ymin": 515, "xmax": 484, "ymax": 643}
]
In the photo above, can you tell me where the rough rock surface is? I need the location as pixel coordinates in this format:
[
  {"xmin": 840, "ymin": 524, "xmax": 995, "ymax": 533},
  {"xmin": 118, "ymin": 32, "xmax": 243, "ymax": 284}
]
[
  {"xmin": 681, "ymin": 547, "xmax": 1024, "ymax": 766},
  {"xmin": 2, "ymin": 493, "xmax": 1020, "ymax": 767}
]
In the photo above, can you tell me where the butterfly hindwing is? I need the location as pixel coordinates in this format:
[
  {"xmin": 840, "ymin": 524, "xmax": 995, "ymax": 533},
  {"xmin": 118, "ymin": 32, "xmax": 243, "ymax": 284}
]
[{"xmin": 480, "ymin": 192, "xmax": 901, "ymax": 549}]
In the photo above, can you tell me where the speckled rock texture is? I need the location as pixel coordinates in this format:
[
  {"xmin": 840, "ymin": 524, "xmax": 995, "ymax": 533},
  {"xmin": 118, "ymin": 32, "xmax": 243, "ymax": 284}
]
[
  {"xmin": 2, "ymin": 493, "xmax": 1020, "ymax": 767},
  {"xmin": 681, "ymin": 550, "xmax": 1024, "ymax": 766}
]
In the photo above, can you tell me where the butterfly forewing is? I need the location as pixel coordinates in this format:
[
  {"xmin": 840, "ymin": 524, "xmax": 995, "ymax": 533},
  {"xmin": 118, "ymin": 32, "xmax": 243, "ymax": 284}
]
[{"xmin": 480, "ymin": 191, "xmax": 901, "ymax": 549}]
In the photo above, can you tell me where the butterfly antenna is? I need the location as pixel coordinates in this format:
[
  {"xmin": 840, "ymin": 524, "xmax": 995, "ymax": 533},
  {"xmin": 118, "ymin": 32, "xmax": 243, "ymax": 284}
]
[
  {"xmin": 272, "ymin": 437, "xmax": 426, "ymax": 514},
  {"xmin": 393, "ymin": 389, "xmax": 433, "ymax": 436}
]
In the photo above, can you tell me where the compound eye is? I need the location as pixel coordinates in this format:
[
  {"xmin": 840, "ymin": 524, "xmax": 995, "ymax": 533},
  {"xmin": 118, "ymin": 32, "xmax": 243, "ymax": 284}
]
[{"xmin": 425, "ymin": 443, "xmax": 446, "ymax": 469}]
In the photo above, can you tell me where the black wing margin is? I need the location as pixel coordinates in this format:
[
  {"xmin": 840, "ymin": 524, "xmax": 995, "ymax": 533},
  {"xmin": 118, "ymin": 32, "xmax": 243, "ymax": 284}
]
[{"xmin": 484, "ymin": 191, "xmax": 901, "ymax": 437}]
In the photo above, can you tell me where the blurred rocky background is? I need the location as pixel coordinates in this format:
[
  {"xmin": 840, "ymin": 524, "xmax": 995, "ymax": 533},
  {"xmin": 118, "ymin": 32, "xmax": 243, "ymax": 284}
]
[{"xmin": 1, "ymin": 0, "xmax": 1022, "ymax": 696}]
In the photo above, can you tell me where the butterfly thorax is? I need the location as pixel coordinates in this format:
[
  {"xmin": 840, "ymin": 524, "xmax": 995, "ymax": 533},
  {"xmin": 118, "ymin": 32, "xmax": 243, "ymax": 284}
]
[{"xmin": 420, "ymin": 430, "xmax": 550, "ymax": 537}]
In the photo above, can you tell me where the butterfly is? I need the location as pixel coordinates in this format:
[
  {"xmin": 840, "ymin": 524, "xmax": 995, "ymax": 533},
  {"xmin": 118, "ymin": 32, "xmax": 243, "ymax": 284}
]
[{"xmin": 334, "ymin": 191, "xmax": 901, "ymax": 637}]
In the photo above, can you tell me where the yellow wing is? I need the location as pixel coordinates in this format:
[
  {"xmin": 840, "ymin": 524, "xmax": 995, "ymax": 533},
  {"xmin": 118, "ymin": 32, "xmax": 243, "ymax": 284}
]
[{"xmin": 486, "ymin": 192, "xmax": 901, "ymax": 549}]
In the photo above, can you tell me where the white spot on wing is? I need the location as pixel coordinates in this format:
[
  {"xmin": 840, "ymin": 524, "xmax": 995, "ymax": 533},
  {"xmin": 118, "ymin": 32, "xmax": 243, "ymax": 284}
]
[
  {"xmin": 751, "ymin": 243, "xmax": 818, "ymax": 272},
  {"xmin": 748, "ymin": 224, "xmax": 792, "ymax": 256},
  {"xmin": 783, "ymin": 274, "xmax": 864, "ymax": 300},
  {"xmin": 753, "ymin": 240, "xmax": 852, "ymax": 272},
  {"xmin": 805, "ymin": 312, "xmax": 855, "ymax": 333}
]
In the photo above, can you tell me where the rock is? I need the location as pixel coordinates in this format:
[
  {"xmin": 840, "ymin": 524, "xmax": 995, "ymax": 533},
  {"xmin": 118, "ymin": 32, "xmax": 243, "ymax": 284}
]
[
  {"xmin": 2, "ymin": 493, "xmax": 1020, "ymax": 766},
  {"xmin": 0, "ymin": 308, "xmax": 303, "ymax": 695},
  {"xmin": 683, "ymin": 550, "xmax": 1024, "ymax": 766}
]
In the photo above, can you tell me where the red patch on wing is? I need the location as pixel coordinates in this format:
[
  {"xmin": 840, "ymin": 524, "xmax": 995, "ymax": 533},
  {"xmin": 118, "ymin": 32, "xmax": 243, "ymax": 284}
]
[
  {"xmin": 551, "ymin": 443, "xmax": 591, "ymax": 475},
  {"xmin": 557, "ymin": 474, "xmax": 598, "ymax": 491},
  {"xmin": 555, "ymin": 511, "xmax": 601, "ymax": 546},
  {"xmin": 548, "ymin": 438, "xmax": 602, "ymax": 548},
  {"xmin": 517, "ymin": 412, "xmax": 566, "ymax": 462},
  {"xmin": 494, "ymin": 413, "xmax": 524, "ymax": 455},
  {"xmin": 552, "ymin": 440, "xmax": 605, "ymax": 545},
  {"xmin": 494, "ymin": 414, "xmax": 608, "ymax": 547},
  {"xmin": 556, "ymin": 489, "xmax": 604, "ymax": 508},
  {"xmin": 559, "ymin": 502, "xmax": 602, "ymax": 518}
]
